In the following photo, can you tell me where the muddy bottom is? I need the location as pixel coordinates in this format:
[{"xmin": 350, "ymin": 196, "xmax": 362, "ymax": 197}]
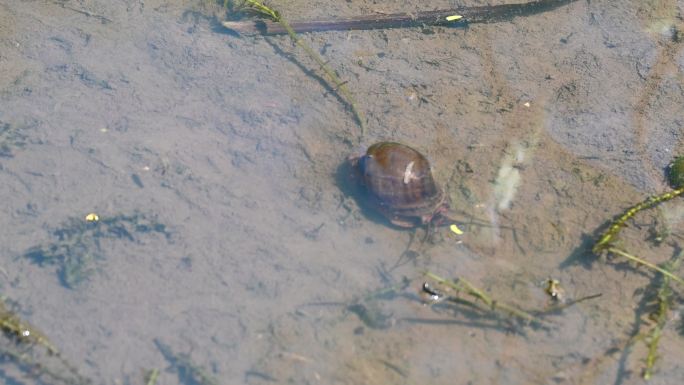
[{"xmin": 0, "ymin": 1, "xmax": 683, "ymax": 384}]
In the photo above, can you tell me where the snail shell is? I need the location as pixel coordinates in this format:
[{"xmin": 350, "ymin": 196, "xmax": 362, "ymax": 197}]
[{"xmin": 352, "ymin": 142, "xmax": 447, "ymax": 228}]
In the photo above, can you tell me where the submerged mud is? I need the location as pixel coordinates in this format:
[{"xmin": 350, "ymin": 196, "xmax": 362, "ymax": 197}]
[{"xmin": 0, "ymin": 1, "xmax": 683, "ymax": 384}]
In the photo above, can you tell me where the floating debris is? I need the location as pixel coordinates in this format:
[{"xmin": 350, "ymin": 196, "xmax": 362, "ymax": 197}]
[
  {"xmin": 24, "ymin": 212, "xmax": 171, "ymax": 288},
  {"xmin": 445, "ymin": 15, "xmax": 463, "ymax": 22},
  {"xmin": 449, "ymin": 223, "xmax": 464, "ymax": 235}
]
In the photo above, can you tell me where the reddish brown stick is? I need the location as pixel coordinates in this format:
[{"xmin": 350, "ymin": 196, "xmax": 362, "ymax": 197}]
[{"xmin": 222, "ymin": 0, "xmax": 579, "ymax": 35}]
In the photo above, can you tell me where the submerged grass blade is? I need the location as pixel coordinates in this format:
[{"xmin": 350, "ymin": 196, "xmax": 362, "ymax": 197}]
[
  {"xmin": 607, "ymin": 247, "xmax": 684, "ymax": 286},
  {"xmin": 232, "ymin": 0, "xmax": 366, "ymax": 141},
  {"xmin": 0, "ymin": 297, "xmax": 90, "ymax": 384},
  {"xmin": 424, "ymin": 271, "xmax": 545, "ymax": 326}
]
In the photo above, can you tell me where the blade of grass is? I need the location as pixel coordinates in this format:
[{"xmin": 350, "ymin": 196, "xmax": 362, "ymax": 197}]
[
  {"xmin": 424, "ymin": 271, "xmax": 545, "ymax": 326},
  {"xmin": 607, "ymin": 247, "xmax": 684, "ymax": 286},
  {"xmin": 235, "ymin": 0, "xmax": 366, "ymax": 140}
]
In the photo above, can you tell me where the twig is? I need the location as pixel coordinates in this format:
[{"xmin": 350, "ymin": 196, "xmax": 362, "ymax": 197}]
[
  {"xmin": 223, "ymin": 0, "xmax": 579, "ymax": 35},
  {"xmin": 52, "ymin": 1, "xmax": 112, "ymax": 23},
  {"xmin": 537, "ymin": 293, "xmax": 603, "ymax": 314}
]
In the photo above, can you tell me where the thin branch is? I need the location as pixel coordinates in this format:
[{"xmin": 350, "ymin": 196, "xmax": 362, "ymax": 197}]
[{"xmin": 223, "ymin": 0, "xmax": 579, "ymax": 35}]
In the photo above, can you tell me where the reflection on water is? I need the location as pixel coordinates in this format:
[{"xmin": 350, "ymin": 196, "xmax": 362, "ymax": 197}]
[{"xmin": 0, "ymin": 0, "xmax": 683, "ymax": 384}]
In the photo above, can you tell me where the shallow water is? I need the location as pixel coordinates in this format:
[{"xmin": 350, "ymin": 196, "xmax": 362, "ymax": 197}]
[{"xmin": 0, "ymin": 1, "xmax": 683, "ymax": 384}]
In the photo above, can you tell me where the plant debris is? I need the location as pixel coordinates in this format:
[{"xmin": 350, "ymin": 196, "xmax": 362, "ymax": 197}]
[
  {"xmin": 222, "ymin": 0, "xmax": 580, "ymax": 35},
  {"xmin": 0, "ymin": 296, "xmax": 90, "ymax": 384},
  {"xmin": 423, "ymin": 271, "xmax": 546, "ymax": 327},
  {"xmin": 23, "ymin": 212, "xmax": 171, "ymax": 288}
]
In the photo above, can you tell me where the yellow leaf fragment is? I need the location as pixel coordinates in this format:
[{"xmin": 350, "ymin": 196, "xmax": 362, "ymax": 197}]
[
  {"xmin": 449, "ymin": 224, "xmax": 464, "ymax": 235},
  {"xmin": 85, "ymin": 213, "xmax": 99, "ymax": 222},
  {"xmin": 446, "ymin": 15, "xmax": 463, "ymax": 21}
]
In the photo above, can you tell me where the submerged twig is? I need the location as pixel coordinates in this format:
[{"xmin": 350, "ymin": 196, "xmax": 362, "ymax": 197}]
[
  {"xmin": 223, "ymin": 0, "xmax": 579, "ymax": 35},
  {"xmin": 51, "ymin": 0, "xmax": 112, "ymax": 23},
  {"xmin": 537, "ymin": 292, "xmax": 603, "ymax": 314}
]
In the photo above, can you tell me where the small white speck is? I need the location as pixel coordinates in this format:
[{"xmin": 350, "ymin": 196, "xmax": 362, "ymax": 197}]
[{"xmin": 403, "ymin": 161, "xmax": 415, "ymax": 184}]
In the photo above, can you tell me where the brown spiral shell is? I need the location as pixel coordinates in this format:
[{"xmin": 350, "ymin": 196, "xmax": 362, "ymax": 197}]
[{"xmin": 352, "ymin": 142, "xmax": 446, "ymax": 228}]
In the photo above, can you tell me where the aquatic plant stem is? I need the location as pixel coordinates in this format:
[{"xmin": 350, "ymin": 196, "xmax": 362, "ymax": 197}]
[
  {"xmin": 593, "ymin": 187, "xmax": 684, "ymax": 254},
  {"xmin": 145, "ymin": 368, "xmax": 160, "ymax": 385},
  {"xmin": 237, "ymin": 1, "xmax": 366, "ymax": 140},
  {"xmin": 537, "ymin": 293, "xmax": 603, "ymax": 314},
  {"xmin": 607, "ymin": 247, "xmax": 684, "ymax": 286},
  {"xmin": 425, "ymin": 271, "xmax": 544, "ymax": 326},
  {"xmin": 643, "ymin": 327, "xmax": 662, "ymax": 380},
  {"xmin": 282, "ymin": 22, "xmax": 367, "ymax": 138},
  {"xmin": 643, "ymin": 254, "xmax": 680, "ymax": 379},
  {"xmin": 0, "ymin": 298, "xmax": 89, "ymax": 384}
]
